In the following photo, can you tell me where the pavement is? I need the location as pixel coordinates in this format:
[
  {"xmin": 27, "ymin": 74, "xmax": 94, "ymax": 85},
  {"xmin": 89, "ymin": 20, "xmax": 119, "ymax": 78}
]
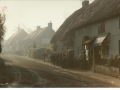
[{"xmin": 28, "ymin": 57, "xmax": 120, "ymax": 87}]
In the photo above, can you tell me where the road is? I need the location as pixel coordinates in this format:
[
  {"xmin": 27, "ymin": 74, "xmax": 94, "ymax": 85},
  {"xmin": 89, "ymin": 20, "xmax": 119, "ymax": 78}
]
[{"xmin": 0, "ymin": 54, "xmax": 116, "ymax": 87}]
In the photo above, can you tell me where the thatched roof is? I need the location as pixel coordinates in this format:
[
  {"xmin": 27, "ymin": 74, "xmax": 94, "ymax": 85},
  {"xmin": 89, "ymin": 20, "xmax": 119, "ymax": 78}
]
[
  {"xmin": 6, "ymin": 29, "xmax": 28, "ymax": 46},
  {"xmin": 22, "ymin": 27, "xmax": 55, "ymax": 47},
  {"xmin": 22, "ymin": 28, "xmax": 47, "ymax": 45},
  {"xmin": 51, "ymin": 0, "xmax": 120, "ymax": 43}
]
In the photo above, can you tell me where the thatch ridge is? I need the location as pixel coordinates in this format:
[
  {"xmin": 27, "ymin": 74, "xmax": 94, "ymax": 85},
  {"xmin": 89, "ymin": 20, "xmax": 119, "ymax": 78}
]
[
  {"xmin": 51, "ymin": 0, "xmax": 120, "ymax": 43},
  {"xmin": 6, "ymin": 29, "xmax": 28, "ymax": 46}
]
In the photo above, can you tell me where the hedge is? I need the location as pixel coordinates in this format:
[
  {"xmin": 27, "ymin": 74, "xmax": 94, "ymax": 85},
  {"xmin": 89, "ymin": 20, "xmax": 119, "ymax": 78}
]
[{"xmin": 27, "ymin": 48, "xmax": 46, "ymax": 59}]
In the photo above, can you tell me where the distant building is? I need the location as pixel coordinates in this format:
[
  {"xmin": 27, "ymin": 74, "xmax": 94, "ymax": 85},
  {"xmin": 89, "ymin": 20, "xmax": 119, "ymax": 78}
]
[
  {"xmin": 22, "ymin": 22, "xmax": 55, "ymax": 54},
  {"xmin": 4, "ymin": 28, "xmax": 28, "ymax": 53}
]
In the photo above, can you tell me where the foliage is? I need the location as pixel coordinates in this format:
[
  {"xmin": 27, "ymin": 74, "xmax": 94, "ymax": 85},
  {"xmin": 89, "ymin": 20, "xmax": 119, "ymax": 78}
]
[
  {"xmin": 0, "ymin": 15, "xmax": 5, "ymax": 40},
  {"xmin": 49, "ymin": 43, "xmax": 56, "ymax": 52},
  {"xmin": 45, "ymin": 48, "xmax": 51, "ymax": 54},
  {"xmin": 0, "ymin": 14, "xmax": 6, "ymax": 53},
  {"xmin": 95, "ymin": 59, "xmax": 108, "ymax": 65},
  {"xmin": 107, "ymin": 58, "xmax": 120, "ymax": 68},
  {"xmin": 95, "ymin": 55, "xmax": 120, "ymax": 68},
  {"xmin": 27, "ymin": 48, "xmax": 47, "ymax": 59}
]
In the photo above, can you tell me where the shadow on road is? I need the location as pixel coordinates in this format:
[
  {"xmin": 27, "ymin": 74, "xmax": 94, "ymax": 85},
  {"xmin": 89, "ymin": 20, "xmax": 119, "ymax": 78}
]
[{"xmin": 0, "ymin": 58, "xmax": 15, "ymax": 87}]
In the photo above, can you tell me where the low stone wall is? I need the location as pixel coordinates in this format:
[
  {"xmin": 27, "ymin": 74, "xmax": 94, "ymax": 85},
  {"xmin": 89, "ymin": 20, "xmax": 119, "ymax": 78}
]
[{"xmin": 94, "ymin": 65, "xmax": 119, "ymax": 78}]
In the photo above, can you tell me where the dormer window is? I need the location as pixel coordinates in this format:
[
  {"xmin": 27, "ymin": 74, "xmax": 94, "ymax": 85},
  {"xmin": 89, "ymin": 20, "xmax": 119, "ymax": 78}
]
[{"xmin": 98, "ymin": 22, "xmax": 105, "ymax": 33}]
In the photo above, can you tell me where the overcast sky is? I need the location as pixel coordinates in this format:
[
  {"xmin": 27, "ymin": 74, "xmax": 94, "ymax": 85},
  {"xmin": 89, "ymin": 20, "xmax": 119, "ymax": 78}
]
[{"xmin": 0, "ymin": 0, "xmax": 94, "ymax": 40}]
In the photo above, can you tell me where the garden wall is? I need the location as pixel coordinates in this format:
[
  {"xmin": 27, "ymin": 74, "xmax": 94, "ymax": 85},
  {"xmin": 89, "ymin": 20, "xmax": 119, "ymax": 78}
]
[{"xmin": 94, "ymin": 65, "xmax": 119, "ymax": 78}]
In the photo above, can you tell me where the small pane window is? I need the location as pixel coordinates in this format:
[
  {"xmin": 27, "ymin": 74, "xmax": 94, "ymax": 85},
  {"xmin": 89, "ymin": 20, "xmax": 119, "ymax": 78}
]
[
  {"xmin": 119, "ymin": 17, "xmax": 120, "ymax": 29},
  {"xmin": 77, "ymin": 47, "xmax": 79, "ymax": 54},
  {"xmin": 81, "ymin": 30, "xmax": 84, "ymax": 35},
  {"xmin": 78, "ymin": 30, "xmax": 80, "ymax": 36},
  {"xmin": 98, "ymin": 22, "xmax": 105, "ymax": 33}
]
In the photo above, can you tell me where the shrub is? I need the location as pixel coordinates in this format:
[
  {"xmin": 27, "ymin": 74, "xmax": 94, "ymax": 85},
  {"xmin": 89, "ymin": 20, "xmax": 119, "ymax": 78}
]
[
  {"xmin": 106, "ymin": 56, "xmax": 120, "ymax": 68},
  {"xmin": 27, "ymin": 48, "xmax": 46, "ymax": 59},
  {"xmin": 0, "ymin": 10, "xmax": 6, "ymax": 53}
]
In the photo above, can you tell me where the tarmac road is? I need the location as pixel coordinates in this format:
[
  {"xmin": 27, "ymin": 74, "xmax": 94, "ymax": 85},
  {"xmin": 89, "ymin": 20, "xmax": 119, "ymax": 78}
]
[{"xmin": 0, "ymin": 54, "xmax": 116, "ymax": 87}]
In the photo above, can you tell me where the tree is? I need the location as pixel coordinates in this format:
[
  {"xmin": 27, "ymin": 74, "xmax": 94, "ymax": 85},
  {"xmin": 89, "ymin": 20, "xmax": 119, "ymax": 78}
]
[{"xmin": 0, "ymin": 7, "xmax": 6, "ymax": 53}]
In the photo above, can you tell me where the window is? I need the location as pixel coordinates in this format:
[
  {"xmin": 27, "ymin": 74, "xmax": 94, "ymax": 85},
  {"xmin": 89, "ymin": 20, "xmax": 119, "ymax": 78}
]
[
  {"xmin": 78, "ymin": 30, "xmax": 80, "ymax": 36},
  {"xmin": 119, "ymin": 17, "xmax": 120, "ymax": 29},
  {"xmin": 102, "ymin": 44, "xmax": 109, "ymax": 58},
  {"xmin": 80, "ymin": 30, "xmax": 84, "ymax": 36},
  {"xmin": 77, "ymin": 29, "xmax": 84, "ymax": 36},
  {"xmin": 77, "ymin": 47, "xmax": 80, "ymax": 54},
  {"xmin": 98, "ymin": 22, "xmax": 105, "ymax": 33},
  {"xmin": 106, "ymin": 45, "xmax": 109, "ymax": 55},
  {"xmin": 102, "ymin": 45, "xmax": 109, "ymax": 55},
  {"xmin": 94, "ymin": 46, "xmax": 101, "ymax": 55}
]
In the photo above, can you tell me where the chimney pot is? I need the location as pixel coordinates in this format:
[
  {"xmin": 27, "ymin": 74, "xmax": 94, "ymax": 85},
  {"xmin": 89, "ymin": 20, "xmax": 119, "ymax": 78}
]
[
  {"xmin": 37, "ymin": 26, "xmax": 41, "ymax": 30},
  {"xmin": 48, "ymin": 21, "xmax": 52, "ymax": 29},
  {"xmin": 82, "ymin": 0, "xmax": 89, "ymax": 7}
]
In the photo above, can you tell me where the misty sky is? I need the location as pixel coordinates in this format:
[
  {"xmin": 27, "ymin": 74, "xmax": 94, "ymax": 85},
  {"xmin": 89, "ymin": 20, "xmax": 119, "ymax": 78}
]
[{"xmin": 0, "ymin": 0, "xmax": 94, "ymax": 40}]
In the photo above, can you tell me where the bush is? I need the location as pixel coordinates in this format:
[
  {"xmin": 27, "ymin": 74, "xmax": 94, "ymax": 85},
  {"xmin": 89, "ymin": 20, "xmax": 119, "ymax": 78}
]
[
  {"xmin": 107, "ymin": 58, "xmax": 115, "ymax": 67},
  {"xmin": 95, "ymin": 58, "xmax": 107, "ymax": 65},
  {"xmin": 106, "ymin": 58, "xmax": 120, "ymax": 68},
  {"xmin": 0, "ymin": 58, "xmax": 5, "ymax": 68},
  {"xmin": 27, "ymin": 48, "xmax": 46, "ymax": 59}
]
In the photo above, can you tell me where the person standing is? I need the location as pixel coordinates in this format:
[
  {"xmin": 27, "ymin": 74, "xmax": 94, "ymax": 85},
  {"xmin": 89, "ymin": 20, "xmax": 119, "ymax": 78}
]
[
  {"xmin": 56, "ymin": 52, "xmax": 59, "ymax": 66},
  {"xmin": 82, "ymin": 51, "xmax": 87, "ymax": 69},
  {"xmin": 50, "ymin": 53, "xmax": 53, "ymax": 65},
  {"xmin": 61, "ymin": 53, "xmax": 66, "ymax": 68},
  {"xmin": 53, "ymin": 53, "xmax": 55, "ymax": 66},
  {"xmin": 57, "ymin": 52, "xmax": 60, "ymax": 66},
  {"xmin": 43, "ymin": 53, "xmax": 47, "ymax": 62}
]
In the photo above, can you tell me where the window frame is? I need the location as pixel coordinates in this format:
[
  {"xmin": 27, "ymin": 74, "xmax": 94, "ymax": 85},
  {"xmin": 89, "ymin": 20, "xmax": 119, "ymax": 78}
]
[
  {"xmin": 78, "ymin": 30, "xmax": 80, "ymax": 36},
  {"xmin": 98, "ymin": 22, "xmax": 105, "ymax": 34},
  {"xmin": 119, "ymin": 17, "xmax": 120, "ymax": 29}
]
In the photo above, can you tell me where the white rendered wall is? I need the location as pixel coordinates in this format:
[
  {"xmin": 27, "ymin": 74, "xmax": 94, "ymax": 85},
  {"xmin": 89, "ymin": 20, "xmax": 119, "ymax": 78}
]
[{"xmin": 74, "ymin": 17, "xmax": 120, "ymax": 58}]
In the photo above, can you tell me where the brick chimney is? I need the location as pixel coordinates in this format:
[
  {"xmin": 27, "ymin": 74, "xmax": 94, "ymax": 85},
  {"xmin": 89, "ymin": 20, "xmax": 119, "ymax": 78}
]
[
  {"xmin": 82, "ymin": 0, "xmax": 89, "ymax": 7},
  {"xmin": 37, "ymin": 26, "xmax": 41, "ymax": 30},
  {"xmin": 48, "ymin": 21, "xmax": 52, "ymax": 29}
]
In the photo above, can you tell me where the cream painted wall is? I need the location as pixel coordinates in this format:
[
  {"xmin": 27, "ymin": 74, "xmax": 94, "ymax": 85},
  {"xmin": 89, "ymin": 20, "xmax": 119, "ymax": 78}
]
[{"xmin": 74, "ymin": 17, "xmax": 120, "ymax": 58}]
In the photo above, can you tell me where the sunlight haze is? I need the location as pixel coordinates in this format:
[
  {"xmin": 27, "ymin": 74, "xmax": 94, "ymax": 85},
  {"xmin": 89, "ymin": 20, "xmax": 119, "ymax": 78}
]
[{"xmin": 0, "ymin": 0, "xmax": 94, "ymax": 40}]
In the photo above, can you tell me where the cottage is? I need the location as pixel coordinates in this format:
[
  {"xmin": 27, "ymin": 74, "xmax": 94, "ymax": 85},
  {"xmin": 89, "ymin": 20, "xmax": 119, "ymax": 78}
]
[
  {"xmin": 4, "ymin": 27, "xmax": 28, "ymax": 53},
  {"xmin": 22, "ymin": 22, "xmax": 55, "ymax": 54},
  {"xmin": 51, "ymin": 0, "xmax": 120, "ymax": 63}
]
